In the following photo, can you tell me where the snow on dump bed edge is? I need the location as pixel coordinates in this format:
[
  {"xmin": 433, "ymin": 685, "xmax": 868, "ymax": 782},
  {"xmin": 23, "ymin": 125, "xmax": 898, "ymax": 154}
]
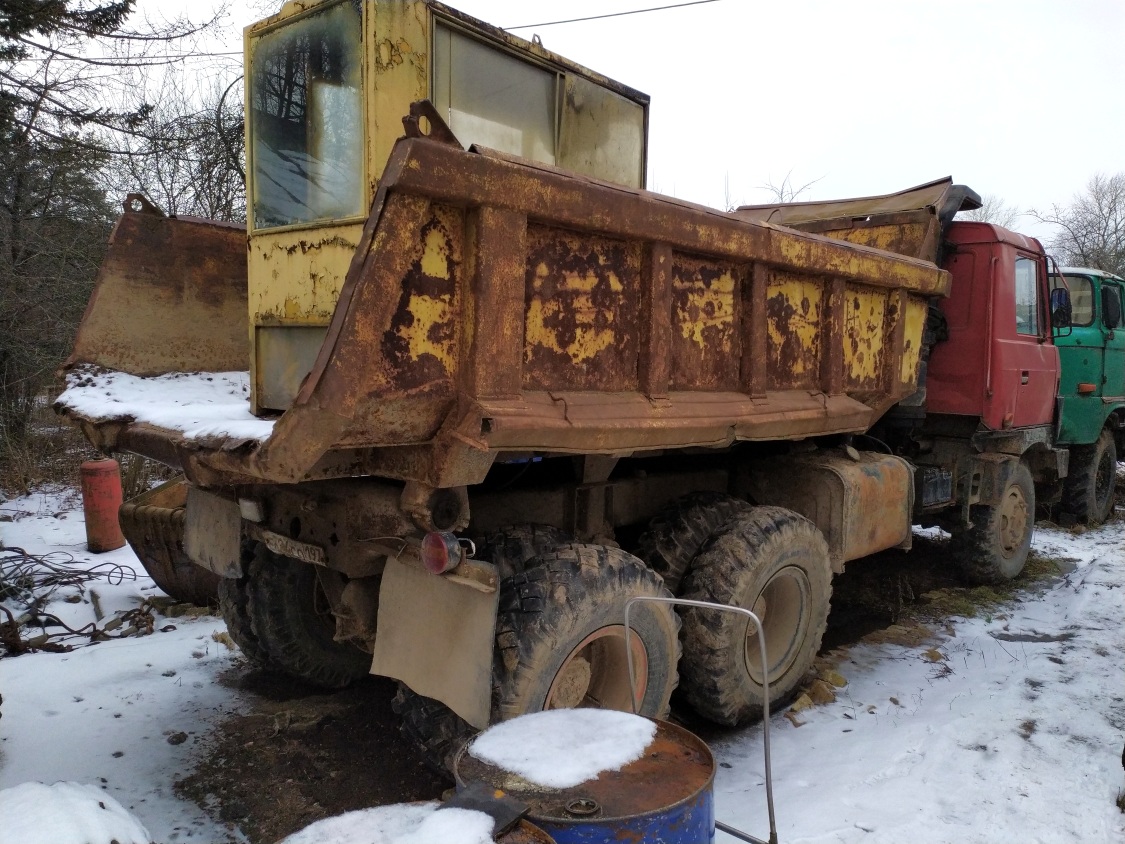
[{"xmin": 56, "ymin": 366, "xmax": 275, "ymax": 443}]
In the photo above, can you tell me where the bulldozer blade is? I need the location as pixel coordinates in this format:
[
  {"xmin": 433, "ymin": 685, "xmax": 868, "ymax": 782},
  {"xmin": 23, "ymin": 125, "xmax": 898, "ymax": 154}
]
[{"xmin": 68, "ymin": 198, "xmax": 248, "ymax": 376}]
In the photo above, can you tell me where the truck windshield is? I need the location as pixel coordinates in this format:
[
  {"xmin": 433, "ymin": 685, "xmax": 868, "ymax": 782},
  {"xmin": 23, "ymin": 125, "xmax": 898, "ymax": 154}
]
[
  {"xmin": 1049, "ymin": 274, "xmax": 1094, "ymax": 326},
  {"xmin": 250, "ymin": 0, "xmax": 363, "ymax": 230}
]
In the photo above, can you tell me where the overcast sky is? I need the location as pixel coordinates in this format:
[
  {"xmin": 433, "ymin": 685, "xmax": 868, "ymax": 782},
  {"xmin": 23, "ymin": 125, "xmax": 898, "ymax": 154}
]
[{"xmin": 196, "ymin": 0, "xmax": 1124, "ymax": 244}]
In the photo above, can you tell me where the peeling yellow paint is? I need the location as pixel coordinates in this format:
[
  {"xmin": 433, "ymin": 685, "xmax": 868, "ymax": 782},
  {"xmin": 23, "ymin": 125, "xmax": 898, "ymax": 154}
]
[
  {"xmin": 248, "ymin": 225, "xmax": 361, "ymax": 327},
  {"xmin": 829, "ymin": 223, "xmax": 928, "ymax": 255},
  {"xmin": 900, "ymin": 297, "xmax": 927, "ymax": 384},
  {"xmin": 525, "ymin": 295, "xmax": 617, "ymax": 365},
  {"xmin": 675, "ymin": 270, "xmax": 735, "ymax": 348},
  {"xmin": 397, "ymin": 292, "xmax": 456, "ymax": 370},
  {"xmin": 420, "ymin": 226, "xmax": 452, "ymax": 279},
  {"xmin": 767, "ymin": 277, "xmax": 822, "ymax": 376},
  {"xmin": 845, "ymin": 288, "xmax": 886, "ymax": 384},
  {"xmin": 525, "ymin": 260, "xmax": 620, "ymax": 365}
]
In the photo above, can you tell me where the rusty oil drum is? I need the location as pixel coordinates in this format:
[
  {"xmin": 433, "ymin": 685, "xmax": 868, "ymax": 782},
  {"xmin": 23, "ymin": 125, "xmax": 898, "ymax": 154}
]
[
  {"xmin": 455, "ymin": 718, "xmax": 715, "ymax": 844},
  {"xmin": 502, "ymin": 820, "xmax": 557, "ymax": 843}
]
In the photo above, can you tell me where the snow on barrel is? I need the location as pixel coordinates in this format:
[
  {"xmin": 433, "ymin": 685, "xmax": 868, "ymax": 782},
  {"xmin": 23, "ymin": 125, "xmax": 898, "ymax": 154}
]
[
  {"xmin": 456, "ymin": 709, "xmax": 716, "ymax": 844},
  {"xmin": 277, "ymin": 802, "xmax": 554, "ymax": 844}
]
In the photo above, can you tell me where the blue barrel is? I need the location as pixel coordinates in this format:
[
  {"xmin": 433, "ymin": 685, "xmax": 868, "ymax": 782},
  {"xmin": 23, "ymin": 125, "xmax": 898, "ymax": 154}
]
[{"xmin": 455, "ymin": 718, "xmax": 715, "ymax": 844}]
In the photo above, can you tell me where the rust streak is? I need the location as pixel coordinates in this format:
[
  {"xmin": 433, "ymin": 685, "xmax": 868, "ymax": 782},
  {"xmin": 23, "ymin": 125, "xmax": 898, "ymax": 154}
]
[
  {"xmin": 742, "ymin": 262, "xmax": 769, "ymax": 399},
  {"xmin": 821, "ymin": 278, "xmax": 846, "ymax": 396},
  {"xmin": 639, "ymin": 242, "xmax": 672, "ymax": 398}
]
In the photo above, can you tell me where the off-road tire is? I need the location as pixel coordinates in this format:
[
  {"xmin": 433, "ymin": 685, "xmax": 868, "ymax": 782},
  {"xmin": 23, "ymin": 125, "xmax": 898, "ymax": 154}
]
[
  {"xmin": 395, "ymin": 544, "xmax": 679, "ymax": 774},
  {"xmin": 395, "ymin": 523, "xmax": 570, "ymax": 775},
  {"xmin": 246, "ymin": 544, "xmax": 370, "ymax": 689},
  {"xmin": 217, "ymin": 572, "xmax": 269, "ymax": 667},
  {"xmin": 1062, "ymin": 427, "xmax": 1117, "ymax": 525},
  {"xmin": 494, "ymin": 543, "xmax": 680, "ymax": 721},
  {"xmin": 392, "ymin": 684, "xmax": 479, "ymax": 777},
  {"xmin": 477, "ymin": 524, "xmax": 571, "ymax": 580},
  {"xmin": 679, "ymin": 507, "xmax": 832, "ymax": 727},
  {"xmin": 952, "ymin": 461, "xmax": 1035, "ymax": 585},
  {"xmin": 637, "ymin": 491, "xmax": 753, "ymax": 594}
]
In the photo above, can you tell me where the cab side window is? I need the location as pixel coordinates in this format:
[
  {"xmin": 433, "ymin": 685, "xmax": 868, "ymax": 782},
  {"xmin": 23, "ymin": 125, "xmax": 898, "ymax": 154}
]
[
  {"xmin": 1014, "ymin": 256, "xmax": 1040, "ymax": 336},
  {"xmin": 1102, "ymin": 283, "xmax": 1122, "ymax": 329}
]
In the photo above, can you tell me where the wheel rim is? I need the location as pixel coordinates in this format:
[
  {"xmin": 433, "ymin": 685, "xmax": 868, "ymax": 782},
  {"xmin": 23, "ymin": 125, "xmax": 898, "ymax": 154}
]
[
  {"xmin": 997, "ymin": 483, "xmax": 1029, "ymax": 557},
  {"xmin": 545, "ymin": 625, "xmax": 649, "ymax": 711},
  {"xmin": 1094, "ymin": 448, "xmax": 1115, "ymax": 515},
  {"xmin": 742, "ymin": 565, "xmax": 811, "ymax": 685}
]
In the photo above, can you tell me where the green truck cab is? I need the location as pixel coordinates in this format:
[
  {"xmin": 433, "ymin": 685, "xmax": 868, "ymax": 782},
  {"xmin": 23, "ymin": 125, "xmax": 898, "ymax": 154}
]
[{"xmin": 1051, "ymin": 266, "xmax": 1125, "ymax": 522}]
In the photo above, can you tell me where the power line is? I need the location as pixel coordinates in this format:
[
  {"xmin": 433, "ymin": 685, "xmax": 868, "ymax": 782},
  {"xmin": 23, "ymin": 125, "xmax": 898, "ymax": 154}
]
[
  {"xmin": 506, "ymin": 0, "xmax": 721, "ymax": 30},
  {"xmin": 15, "ymin": 48, "xmax": 242, "ymax": 62},
  {"xmin": 24, "ymin": 1, "xmax": 725, "ymax": 61}
]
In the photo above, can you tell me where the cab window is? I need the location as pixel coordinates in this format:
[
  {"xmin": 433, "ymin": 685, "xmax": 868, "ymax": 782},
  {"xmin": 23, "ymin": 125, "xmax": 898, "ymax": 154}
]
[
  {"xmin": 249, "ymin": 0, "xmax": 364, "ymax": 230},
  {"xmin": 1103, "ymin": 284, "xmax": 1122, "ymax": 328},
  {"xmin": 1014, "ymin": 256, "xmax": 1040, "ymax": 336}
]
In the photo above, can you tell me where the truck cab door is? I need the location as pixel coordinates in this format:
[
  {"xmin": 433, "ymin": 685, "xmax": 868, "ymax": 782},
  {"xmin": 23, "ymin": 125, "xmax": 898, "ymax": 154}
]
[
  {"xmin": 1100, "ymin": 281, "xmax": 1125, "ymax": 401},
  {"xmin": 1001, "ymin": 254, "xmax": 1058, "ymax": 429}
]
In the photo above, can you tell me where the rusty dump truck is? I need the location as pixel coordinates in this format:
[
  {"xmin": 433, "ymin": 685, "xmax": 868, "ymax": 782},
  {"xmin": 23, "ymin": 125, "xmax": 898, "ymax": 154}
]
[{"xmin": 56, "ymin": 0, "xmax": 1046, "ymax": 769}]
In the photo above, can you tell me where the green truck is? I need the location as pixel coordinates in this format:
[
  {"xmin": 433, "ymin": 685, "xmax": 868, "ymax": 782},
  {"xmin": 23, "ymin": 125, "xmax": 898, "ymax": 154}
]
[{"xmin": 1051, "ymin": 266, "xmax": 1125, "ymax": 523}]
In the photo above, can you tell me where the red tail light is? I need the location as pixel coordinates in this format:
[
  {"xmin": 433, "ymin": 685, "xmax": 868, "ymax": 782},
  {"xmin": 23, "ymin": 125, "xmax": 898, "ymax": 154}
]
[{"xmin": 421, "ymin": 531, "xmax": 462, "ymax": 574}]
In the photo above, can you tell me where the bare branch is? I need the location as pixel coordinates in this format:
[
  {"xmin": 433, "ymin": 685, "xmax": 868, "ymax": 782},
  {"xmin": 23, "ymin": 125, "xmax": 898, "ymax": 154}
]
[
  {"xmin": 958, "ymin": 194, "xmax": 1022, "ymax": 229},
  {"xmin": 1031, "ymin": 174, "xmax": 1125, "ymax": 275},
  {"xmin": 759, "ymin": 170, "xmax": 823, "ymax": 204}
]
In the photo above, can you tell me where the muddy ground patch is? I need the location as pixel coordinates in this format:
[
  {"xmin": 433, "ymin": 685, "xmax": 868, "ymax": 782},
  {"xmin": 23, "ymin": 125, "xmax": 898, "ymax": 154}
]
[{"xmin": 175, "ymin": 672, "xmax": 446, "ymax": 844}]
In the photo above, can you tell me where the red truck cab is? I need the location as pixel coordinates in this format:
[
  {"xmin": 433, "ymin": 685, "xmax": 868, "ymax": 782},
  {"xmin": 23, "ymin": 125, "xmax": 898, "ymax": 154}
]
[{"xmin": 927, "ymin": 222, "xmax": 1059, "ymax": 431}]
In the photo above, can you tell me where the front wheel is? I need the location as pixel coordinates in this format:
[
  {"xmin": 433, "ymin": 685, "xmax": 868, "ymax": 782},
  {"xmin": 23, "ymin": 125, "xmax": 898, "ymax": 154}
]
[
  {"xmin": 952, "ymin": 461, "xmax": 1035, "ymax": 585},
  {"xmin": 679, "ymin": 507, "xmax": 832, "ymax": 727},
  {"xmin": 1062, "ymin": 428, "xmax": 1117, "ymax": 525}
]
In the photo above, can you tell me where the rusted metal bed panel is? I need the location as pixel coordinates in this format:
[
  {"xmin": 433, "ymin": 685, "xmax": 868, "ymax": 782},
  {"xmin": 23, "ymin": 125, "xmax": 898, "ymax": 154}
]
[{"xmin": 60, "ymin": 136, "xmax": 951, "ymax": 489}]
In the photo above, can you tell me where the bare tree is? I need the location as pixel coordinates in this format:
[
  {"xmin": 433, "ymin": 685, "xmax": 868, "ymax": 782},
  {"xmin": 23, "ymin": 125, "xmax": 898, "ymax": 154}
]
[
  {"xmin": 1032, "ymin": 174, "xmax": 1125, "ymax": 276},
  {"xmin": 0, "ymin": 1, "xmax": 229, "ymax": 463},
  {"xmin": 958, "ymin": 193, "xmax": 1021, "ymax": 229},
  {"xmin": 104, "ymin": 72, "xmax": 245, "ymax": 221},
  {"xmin": 759, "ymin": 171, "xmax": 822, "ymax": 203}
]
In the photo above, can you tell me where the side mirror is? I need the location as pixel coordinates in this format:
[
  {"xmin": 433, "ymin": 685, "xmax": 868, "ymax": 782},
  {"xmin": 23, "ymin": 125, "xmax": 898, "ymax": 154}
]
[
  {"xmin": 1050, "ymin": 287, "xmax": 1072, "ymax": 328},
  {"xmin": 1102, "ymin": 288, "xmax": 1121, "ymax": 329}
]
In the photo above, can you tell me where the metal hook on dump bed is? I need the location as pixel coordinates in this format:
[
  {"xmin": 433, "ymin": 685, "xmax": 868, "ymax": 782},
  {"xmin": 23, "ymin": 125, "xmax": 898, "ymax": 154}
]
[
  {"xmin": 624, "ymin": 596, "xmax": 779, "ymax": 844},
  {"xmin": 402, "ymin": 100, "xmax": 462, "ymax": 147},
  {"xmin": 122, "ymin": 193, "xmax": 165, "ymax": 217}
]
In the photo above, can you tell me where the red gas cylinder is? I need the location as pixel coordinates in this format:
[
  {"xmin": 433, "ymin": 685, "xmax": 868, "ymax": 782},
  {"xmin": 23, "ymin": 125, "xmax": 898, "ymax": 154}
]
[{"xmin": 80, "ymin": 458, "xmax": 126, "ymax": 553}]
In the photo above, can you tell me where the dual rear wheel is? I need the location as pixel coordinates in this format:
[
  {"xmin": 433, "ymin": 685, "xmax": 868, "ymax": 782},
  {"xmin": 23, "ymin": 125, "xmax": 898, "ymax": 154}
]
[
  {"xmin": 223, "ymin": 499, "xmax": 835, "ymax": 772},
  {"xmin": 639, "ymin": 496, "xmax": 833, "ymax": 726}
]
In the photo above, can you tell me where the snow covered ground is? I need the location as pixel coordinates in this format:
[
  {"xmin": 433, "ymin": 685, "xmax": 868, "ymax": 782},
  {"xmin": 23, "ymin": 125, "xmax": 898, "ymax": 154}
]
[
  {"xmin": 715, "ymin": 523, "xmax": 1125, "ymax": 844},
  {"xmin": 0, "ymin": 489, "xmax": 244, "ymax": 843},
  {"xmin": 2, "ymin": 489, "xmax": 1123, "ymax": 843}
]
